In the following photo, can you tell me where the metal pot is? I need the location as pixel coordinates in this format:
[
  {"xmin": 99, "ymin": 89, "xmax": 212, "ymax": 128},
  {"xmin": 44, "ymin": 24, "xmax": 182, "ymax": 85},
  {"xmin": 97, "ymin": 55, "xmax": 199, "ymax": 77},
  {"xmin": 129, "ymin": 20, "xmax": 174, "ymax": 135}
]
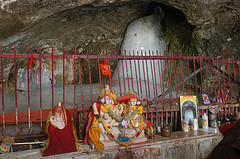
[{"xmin": 161, "ymin": 125, "xmax": 171, "ymax": 137}]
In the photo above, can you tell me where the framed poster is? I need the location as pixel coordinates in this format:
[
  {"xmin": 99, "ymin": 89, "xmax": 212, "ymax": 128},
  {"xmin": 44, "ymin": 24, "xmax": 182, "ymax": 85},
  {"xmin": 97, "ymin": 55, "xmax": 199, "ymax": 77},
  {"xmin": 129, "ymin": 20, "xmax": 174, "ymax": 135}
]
[
  {"xmin": 201, "ymin": 93, "xmax": 211, "ymax": 105},
  {"xmin": 180, "ymin": 96, "xmax": 198, "ymax": 131}
]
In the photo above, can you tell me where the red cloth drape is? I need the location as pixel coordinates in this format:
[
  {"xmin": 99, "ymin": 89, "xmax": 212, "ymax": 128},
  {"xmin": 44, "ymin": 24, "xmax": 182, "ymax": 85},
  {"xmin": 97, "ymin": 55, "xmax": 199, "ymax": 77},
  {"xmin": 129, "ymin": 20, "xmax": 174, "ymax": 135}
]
[
  {"xmin": 84, "ymin": 101, "xmax": 101, "ymax": 144},
  {"xmin": 41, "ymin": 106, "xmax": 79, "ymax": 156},
  {"xmin": 219, "ymin": 119, "xmax": 240, "ymax": 136}
]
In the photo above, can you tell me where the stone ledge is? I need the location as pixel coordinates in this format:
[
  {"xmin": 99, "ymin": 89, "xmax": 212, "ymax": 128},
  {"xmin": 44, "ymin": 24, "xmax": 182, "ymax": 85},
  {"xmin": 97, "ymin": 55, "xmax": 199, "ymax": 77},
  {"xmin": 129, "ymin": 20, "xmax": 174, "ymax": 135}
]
[{"xmin": 0, "ymin": 129, "xmax": 223, "ymax": 159}]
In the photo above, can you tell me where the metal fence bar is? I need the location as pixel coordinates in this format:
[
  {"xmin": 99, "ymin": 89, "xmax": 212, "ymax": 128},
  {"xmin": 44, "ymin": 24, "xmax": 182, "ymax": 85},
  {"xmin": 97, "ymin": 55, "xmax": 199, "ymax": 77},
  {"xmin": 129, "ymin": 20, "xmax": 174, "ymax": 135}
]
[
  {"xmin": 121, "ymin": 51, "xmax": 126, "ymax": 92},
  {"xmin": 187, "ymin": 52, "xmax": 191, "ymax": 94},
  {"xmin": 27, "ymin": 47, "xmax": 31, "ymax": 133},
  {"xmin": 233, "ymin": 57, "xmax": 238, "ymax": 102},
  {"xmin": 129, "ymin": 51, "xmax": 134, "ymax": 91},
  {"xmin": 167, "ymin": 51, "xmax": 172, "ymax": 99},
  {"xmin": 39, "ymin": 48, "xmax": 43, "ymax": 129},
  {"xmin": 1, "ymin": 45, "xmax": 5, "ymax": 135},
  {"xmin": 116, "ymin": 50, "xmax": 122, "ymax": 94},
  {"xmin": 137, "ymin": 51, "xmax": 143, "ymax": 99},
  {"xmin": 141, "ymin": 50, "xmax": 148, "ymax": 99},
  {"xmin": 199, "ymin": 53, "xmax": 203, "ymax": 93},
  {"xmin": 63, "ymin": 48, "xmax": 65, "ymax": 105},
  {"xmin": 97, "ymin": 49, "xmax": 102, "ymax": 90},
  {"xmin": 216, "ymin": 58, "xmax": 221, "ymax": 101},
  {"xmin": 51, "ymin": 48, "xmax": 54, "ymax": 109},
  {"xmin": 173, "ymin": 52, "xmax": 179, "ymax": 97},
  {"xmin": 78, "ymin": 49, "xmax": 84, "ymax": 108},
  {"xmin": 193, "ymin": 53, "xmax": 197, "ymax": 95},
  {"xmin": 179, "ymin": 52, "xmax": 185, "ymax": 95},
  {"xmin": 133, "ymin": 50, "xmax": 139, "ymax": 96},
  {"xmin": 146, "ymin": 51, "xmax": 151, "ymax": 99},
  {"xmin": 14, "ymin": 46, "xmax": 18, "ymax": 134},
  {"xmin": 106, "ymin": 50, "xmax": 112, "ymax": 89},
  {"xmin": 87, "ymin": 50, "xmax": 93, "ymax": 104},
  {"xmin": 0, "ymin": 52, "xmax": 216, "ymax": 61},
  {"xmin": 124, "ymin": 51, "xmax": 130, "ymax": 91},
  {"xmin": 73, "ymin": 48, "xmax": 77, "ymax": 123},
  {"xmin": 204, "ymin": 56, "xmax": 209, "ymax": 95}
]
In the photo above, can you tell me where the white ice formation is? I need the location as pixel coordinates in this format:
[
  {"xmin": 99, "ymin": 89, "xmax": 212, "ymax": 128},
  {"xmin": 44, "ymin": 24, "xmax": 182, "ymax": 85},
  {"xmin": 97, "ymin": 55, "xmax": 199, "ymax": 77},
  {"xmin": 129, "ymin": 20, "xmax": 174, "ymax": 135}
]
[{"xmin": 112, "ymin": 6, "xmax": 166, "ymax": 99}]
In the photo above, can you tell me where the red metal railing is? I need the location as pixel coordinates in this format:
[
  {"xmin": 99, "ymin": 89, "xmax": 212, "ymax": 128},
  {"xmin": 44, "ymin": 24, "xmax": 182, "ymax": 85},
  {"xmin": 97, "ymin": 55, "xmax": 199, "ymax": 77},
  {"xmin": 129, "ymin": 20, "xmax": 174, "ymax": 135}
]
[{"xmin": 0, "ymin": 46, "xmax": 239, "ymax": 137}]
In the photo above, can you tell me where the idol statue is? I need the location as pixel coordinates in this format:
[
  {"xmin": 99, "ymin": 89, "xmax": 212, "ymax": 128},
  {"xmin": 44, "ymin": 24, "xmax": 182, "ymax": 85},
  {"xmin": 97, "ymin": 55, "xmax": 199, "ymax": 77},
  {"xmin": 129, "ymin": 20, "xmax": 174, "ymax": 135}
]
[
  {"xmin": 120, "ymin": 91, "xmax": 146, "ymax": 138},
  {"xmin": 84, "ymin": 87, "xmax": 147, "ymax": 153},
  {"xmin": 84, "ymin": 85, "xmax": 123, "ymax": 153},
  {"xmin": 41, "ymin": 101, "xmax": 82, "ymax": 156}
]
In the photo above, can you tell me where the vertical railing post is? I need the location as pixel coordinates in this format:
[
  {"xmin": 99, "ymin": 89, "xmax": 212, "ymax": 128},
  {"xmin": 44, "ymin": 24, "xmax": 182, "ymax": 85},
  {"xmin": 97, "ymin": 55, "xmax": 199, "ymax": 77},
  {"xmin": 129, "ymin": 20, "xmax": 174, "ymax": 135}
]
[
  {"xmin": 204, "ymin": 57, "xmax": 210, "ymax": 95},
  {"xmin": 125, "ymin": 50, "xmax": 130, "ymax": 91},
  {"xmin": 145, "ymin": 51, "xmax": 151, "ymax": 99},
  {"xmin": 166, "ymin": 51, "xmax": 172, "ymax": 99},
  {"xmin": 137, "ymin": 51, "xmax": 143, "ymax": 99},
  {"xmin": 187, "ymin": 52, "xmax": 191, "ymax": 94},
  {"xmin": 51, "ymin": 48, "xmax": 54, "ymax": 109},
  {"xmin": 39, "ymin": 47, "xmax": 42, "ymax": 129},
  {"xmin": 63, "ymin": 48, "xmax": 65, "ymax": 105},
  {"xmin": 14, "ymin": 46, "xmax": 18, "ymax": 134},
  {"xmin": 160, "ymin": 52, "xmax": 165, "ymax": 123},
  {"xmin": 152, "ymin": 51, "xmax": 158, "ymax": 102},
  {"xmin": 193, "ymin": 53, "xmax": 197, "ymax": 96},
  {"xmin": 141, "ymin": 50, "xmax": 148, "ymax": 99},
  {"xmin": 173, "ymin": 52, "xmax": 179, "ymax": 97},
  {"xmin": 78, "ymin": 49, "xmax": 84, "ymax": 109},
  {"xmin": 116, "ymin": 50, "xmax": 122, "ymax": 94},
  {"xmin": 199, "ymin": 53, "xmax": 203, "ymax": 93},
  {"xmin": 87, "ymin": 50, "xmax": 93, "ymax": 104},
  {"xmin": 1, "ymin": 45, "xmax": 5, "ymax": 136},
  {"xmin": 106, "ymin": 49, "xmax": 112, "ymax": 89},
  {"xmin": 133, "ymin": 50, "xmax": 139, "ymax": 95},
  {"xmin": 73, "ymin": 48, "xmax": 76, "ymax": 123},
  {"xmin": 121, "ymin": 50, "xmax": 126, "ymax": 92},
  {"xmin": 179, "ymin": 52, "xmax": 185, "ymax": 95},
  {"xmin": 233, "ymin": 57, "xmax": 237, "ymax": 103},
  {"xmin": 27, "ymin": 46, "xmax": 31, "ymax": 133},
  {"xmin": 129, "ymin": 50, "xmax": 134, "ymax": 91},
  {"xmin": 150, "ymin": 51, "xmax": 156, "ymax": 100},
  {"xmin": 97, "ymin": 49, "xmax": 102, "ymax": 90}
]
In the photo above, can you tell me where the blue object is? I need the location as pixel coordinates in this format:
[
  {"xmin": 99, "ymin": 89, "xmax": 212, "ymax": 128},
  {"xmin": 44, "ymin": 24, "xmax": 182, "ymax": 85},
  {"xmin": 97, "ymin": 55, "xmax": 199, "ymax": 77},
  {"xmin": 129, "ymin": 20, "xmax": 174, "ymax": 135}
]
[{"xmin": 118, "ymin": 136, "xmax": 130, "ymax": 142}]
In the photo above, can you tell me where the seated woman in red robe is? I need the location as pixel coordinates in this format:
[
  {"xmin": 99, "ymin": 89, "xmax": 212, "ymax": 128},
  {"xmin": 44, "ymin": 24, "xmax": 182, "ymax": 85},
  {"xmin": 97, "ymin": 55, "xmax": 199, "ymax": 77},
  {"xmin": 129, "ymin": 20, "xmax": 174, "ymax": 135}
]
[{"xmin": 41, "ymin": 101, "xmax": 82, "ymax": 156}]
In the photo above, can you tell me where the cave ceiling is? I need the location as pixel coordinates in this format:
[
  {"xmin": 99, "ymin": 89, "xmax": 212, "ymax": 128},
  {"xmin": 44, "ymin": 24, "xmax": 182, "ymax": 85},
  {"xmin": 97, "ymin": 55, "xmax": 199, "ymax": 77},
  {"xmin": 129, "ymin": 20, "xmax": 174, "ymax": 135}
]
[{"xmin": 0, "ymin": 0, "xmax": 239, "ymax": 57}]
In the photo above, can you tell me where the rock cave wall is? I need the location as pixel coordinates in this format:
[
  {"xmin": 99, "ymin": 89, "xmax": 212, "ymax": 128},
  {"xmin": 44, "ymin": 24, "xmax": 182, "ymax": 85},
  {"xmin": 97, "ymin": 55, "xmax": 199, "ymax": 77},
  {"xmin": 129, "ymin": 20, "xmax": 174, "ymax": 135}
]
[{"xmin": 0, "ymin": 0, "xmax": 239, "ymax": 88}]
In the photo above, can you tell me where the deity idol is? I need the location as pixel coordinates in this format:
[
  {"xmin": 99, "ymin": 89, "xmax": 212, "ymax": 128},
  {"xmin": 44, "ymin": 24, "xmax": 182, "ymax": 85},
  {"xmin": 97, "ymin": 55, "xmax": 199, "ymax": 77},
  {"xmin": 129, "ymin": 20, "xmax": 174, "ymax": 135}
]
[
  {"xmin": 98, "ymin": 85, "xmax": 123, "ymax": 140},
  {"xmin": 41, "ymin": 101, "xmax": 82, "ymax": 156},
  {"xmin": 124, "ymin": 92, "xmax": 145, "ymax": 132},
  {"xmin": 116, "ymin": 91, "xmax": 147, "ymax": 144},
  {"xmin": 84, "ymin": 85, "xmax": 123, "ymax": 153}
]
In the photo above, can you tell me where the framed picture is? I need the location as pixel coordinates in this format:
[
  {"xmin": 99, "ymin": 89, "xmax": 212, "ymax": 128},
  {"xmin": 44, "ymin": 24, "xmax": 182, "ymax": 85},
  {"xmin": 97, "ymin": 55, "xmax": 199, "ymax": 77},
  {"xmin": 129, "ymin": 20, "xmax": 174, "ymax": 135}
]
[
  {"xmin": 180, "ymin": 96, "xmax": 198, "ymax": 131},
  {"xmin": 201, "ymin": 93, "xmax": 211, "ymax": 105}
]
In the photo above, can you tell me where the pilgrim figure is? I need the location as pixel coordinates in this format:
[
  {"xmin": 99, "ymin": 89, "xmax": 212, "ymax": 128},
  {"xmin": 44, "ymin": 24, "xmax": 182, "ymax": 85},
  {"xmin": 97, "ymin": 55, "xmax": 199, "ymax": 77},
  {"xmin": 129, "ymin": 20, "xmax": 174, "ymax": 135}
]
[{"xmin": 41, "ymin": 101, "xmax": 82, "ymax": 156}]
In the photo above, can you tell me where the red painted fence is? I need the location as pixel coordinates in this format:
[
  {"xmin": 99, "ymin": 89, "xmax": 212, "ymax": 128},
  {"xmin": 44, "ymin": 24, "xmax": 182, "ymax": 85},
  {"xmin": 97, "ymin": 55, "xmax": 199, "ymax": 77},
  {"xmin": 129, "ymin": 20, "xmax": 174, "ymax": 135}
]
[{"xmin": 0, "ymin": 46, "xmax": 239, "ymax": 137}]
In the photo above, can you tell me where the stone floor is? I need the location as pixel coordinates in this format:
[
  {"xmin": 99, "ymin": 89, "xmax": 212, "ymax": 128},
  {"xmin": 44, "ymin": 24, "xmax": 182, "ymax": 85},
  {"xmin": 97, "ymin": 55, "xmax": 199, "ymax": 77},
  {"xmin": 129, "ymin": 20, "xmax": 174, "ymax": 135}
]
[{"xmin": 0, "ymin": 128, "xmax": 223, "ymax": 159}]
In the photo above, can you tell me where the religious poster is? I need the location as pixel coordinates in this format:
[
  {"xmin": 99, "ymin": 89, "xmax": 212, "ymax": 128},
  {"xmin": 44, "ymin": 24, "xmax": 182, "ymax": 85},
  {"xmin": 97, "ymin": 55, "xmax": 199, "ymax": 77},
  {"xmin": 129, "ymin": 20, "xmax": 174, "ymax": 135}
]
[
  {"xmin": 180, "ymin": 96, "xmax": 198, "ymax": 132},
  {"xmin": 200, "ymin": 93, "xmax": 211, "ymax": 105}
]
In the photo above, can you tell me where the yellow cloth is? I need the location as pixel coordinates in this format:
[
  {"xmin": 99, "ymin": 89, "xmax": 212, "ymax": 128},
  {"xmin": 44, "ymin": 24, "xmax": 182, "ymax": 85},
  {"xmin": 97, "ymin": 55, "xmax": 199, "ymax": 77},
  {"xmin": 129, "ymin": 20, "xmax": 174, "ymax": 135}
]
[{"xmin": 88, "ymin": 116, "xmax": 104, "ymax": 153}]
